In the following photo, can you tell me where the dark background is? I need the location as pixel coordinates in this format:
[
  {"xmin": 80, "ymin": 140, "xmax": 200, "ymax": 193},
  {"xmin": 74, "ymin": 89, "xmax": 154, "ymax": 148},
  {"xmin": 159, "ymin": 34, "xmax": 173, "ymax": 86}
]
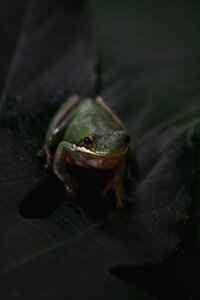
[{"xmin": 0, "ymin": 0, "xmax": 200, "ymax": 299}]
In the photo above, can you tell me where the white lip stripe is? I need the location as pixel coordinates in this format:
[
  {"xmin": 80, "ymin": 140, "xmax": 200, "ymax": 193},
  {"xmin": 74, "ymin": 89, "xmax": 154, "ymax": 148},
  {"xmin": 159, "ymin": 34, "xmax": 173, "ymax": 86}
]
[{"xmin": 72, "ymin": 144, "xmax": 128, "ymax": 157}]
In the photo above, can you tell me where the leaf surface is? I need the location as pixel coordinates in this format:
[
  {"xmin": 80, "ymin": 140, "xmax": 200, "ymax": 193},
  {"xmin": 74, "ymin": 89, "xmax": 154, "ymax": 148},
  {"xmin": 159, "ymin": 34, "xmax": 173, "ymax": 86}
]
[{"xmin": 0, "ymin": 0, "xmax": 200, "ymax": 299}]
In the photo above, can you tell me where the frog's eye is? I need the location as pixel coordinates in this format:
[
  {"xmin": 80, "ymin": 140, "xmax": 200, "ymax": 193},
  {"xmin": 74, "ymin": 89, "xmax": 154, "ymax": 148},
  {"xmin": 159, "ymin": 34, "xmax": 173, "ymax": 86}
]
[
  {"xmin": 124, "ymin": 135, "xmax": 131, "ymax": 146},
  {"xmin": 83, "ymin": 136, "xmax": 93, "ymax": 148}
]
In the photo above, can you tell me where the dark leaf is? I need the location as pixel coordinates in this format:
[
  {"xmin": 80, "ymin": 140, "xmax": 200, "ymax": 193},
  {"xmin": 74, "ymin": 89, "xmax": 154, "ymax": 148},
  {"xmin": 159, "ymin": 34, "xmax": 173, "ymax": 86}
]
[{"xmin": 0, "ymin": 0, "xmax": 200, "ymax": 299}]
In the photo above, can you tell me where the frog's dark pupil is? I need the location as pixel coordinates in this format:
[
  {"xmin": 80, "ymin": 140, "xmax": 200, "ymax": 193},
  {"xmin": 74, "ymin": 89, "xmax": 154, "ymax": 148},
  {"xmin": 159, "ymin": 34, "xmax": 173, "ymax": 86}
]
[
  {"xmin": 124, "ymin": 135, "xmax": 131, "ymax": 145},
  {"xmin": 84, "ymin": 136, "xmax": 92, "ymax": 146}
]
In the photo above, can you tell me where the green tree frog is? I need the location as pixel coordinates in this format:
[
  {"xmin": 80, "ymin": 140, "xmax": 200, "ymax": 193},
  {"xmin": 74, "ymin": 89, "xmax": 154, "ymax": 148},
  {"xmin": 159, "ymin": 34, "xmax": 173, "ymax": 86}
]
[{"xmin": 38, "ymin": 95, "xmax": 137, "ymax": 208}]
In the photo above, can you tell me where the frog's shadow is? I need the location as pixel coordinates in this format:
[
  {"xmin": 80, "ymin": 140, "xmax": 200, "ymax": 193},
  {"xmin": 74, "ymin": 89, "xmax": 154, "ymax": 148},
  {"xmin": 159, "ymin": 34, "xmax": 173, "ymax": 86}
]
[{"xmin": 19, "ymin": 167, "xmax": 120, "ymax": 219}]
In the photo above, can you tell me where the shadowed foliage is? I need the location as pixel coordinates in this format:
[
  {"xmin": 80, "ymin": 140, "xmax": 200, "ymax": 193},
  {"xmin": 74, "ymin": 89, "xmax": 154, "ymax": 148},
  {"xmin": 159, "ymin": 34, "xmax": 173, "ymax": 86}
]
[{"xmin": 0, "ymin": 0, "xmax": 200, "ymax": 299}]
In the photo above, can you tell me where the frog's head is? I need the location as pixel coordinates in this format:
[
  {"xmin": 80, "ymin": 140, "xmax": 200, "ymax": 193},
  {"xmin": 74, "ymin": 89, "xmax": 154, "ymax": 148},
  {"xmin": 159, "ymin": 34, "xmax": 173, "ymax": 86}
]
[{"xmin": 71, "ymin": 128, "xmax": 131, "ymax": 169}]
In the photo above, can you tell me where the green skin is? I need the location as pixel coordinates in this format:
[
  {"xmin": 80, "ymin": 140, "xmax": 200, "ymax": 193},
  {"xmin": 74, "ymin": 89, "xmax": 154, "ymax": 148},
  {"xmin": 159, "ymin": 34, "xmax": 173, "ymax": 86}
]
[{"xmin": 38, "ymin": 96, "xmax": 136, "ymax": 208}]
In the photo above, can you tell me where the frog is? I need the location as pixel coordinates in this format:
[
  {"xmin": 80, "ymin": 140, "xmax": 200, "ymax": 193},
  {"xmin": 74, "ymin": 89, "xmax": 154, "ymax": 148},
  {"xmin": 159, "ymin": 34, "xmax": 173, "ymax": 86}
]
[{"xmin": 37, "ymin": 95, "xmax": 137, "ymax": 208}]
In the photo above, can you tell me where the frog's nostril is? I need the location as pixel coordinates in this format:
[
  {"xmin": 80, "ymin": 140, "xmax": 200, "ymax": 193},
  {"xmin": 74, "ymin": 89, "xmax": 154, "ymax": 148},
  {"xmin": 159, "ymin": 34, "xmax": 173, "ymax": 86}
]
[{"xmin": 124, "ymin": 135, "xmax": 131, "ymax": 146}]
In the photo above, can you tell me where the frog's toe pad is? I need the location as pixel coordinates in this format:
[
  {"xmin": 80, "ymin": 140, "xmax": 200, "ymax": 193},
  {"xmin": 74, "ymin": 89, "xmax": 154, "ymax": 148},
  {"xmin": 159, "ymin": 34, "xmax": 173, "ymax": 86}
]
[
  {"xmin": 65, "ymin": 185, "xmax": 77, "ymax": 200},
  {"xmin": 37, "ymin": 148, "xmax": 45, "ymax": 157}
]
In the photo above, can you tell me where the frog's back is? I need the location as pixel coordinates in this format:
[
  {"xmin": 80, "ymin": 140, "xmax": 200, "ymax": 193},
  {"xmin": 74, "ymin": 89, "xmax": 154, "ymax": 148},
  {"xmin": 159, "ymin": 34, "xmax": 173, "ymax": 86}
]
[
  {"xmin": 76, "ymin": 98, "xmax": 101, "ymax": 116},
  {"xmin": 74, "ymin": 98, "xmax": 120, "ymax": 130}
]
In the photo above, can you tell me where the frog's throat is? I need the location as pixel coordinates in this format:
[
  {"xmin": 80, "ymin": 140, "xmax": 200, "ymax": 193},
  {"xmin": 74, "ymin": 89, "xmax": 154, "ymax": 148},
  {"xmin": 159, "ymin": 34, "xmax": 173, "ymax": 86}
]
[{"xmin": 72, "ymin": 144, "xmax": 128, "ymax": 158}]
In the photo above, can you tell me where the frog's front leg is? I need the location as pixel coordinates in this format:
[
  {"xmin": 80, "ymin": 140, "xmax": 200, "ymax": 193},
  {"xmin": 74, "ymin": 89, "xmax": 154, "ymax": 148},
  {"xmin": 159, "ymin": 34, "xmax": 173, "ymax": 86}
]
[
  {"xmin": 53, "ymin": 141, "xmax": 78, "ymax": 199},
  {"xmin": 37, "ymin": 95, "xmax": 80, "ymax": 168},
  {"xmin": 101, "ymin": 157, "xmax": 135, "ymax": 208}
]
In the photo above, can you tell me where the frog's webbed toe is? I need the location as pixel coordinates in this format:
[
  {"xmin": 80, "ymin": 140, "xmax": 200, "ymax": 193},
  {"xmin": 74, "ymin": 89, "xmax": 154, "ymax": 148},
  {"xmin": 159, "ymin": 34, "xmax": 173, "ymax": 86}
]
[
  {"xmin": 65, "ymin": 184, "xmax": 77, "ymax": 200},
  {"xmin": 101, "ymin": 181, "xmax": 135, "ymax": 208},
  {"xmin": 64, "ymin": 176, "xmax": 79, "ymax": 200}
]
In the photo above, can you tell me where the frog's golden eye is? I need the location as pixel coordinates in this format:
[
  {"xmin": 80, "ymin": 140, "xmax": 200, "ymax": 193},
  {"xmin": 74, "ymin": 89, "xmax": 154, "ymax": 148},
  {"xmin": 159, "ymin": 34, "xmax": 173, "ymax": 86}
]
[
  {"xmin": 124, "ymin": 135, "xmax": 131, "ymax": 146},
  {"xmin": 83, "ymin": 136, "xmax": 93, "ymax": 148}
]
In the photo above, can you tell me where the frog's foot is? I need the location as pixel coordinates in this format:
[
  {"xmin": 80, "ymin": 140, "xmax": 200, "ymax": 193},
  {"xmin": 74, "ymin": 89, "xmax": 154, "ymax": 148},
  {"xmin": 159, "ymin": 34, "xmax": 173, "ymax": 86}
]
[
  {"xmin": 37, "ymin": 146, "xmax": 53, "ymax": 168},
  {"xmin": 62, "ymin": 177, "xmax": 79, "ymax": 200},
  {"xmin": 54, "ymin": 168, "xmax": 79, "ymax": 200},
  {"xmin": 65, "ymin": 184, "xmax": 77, "ymax": 200},
  {"xmin": 37, "ymin": 147, "xmax": 45, "ymax": 157},
  {"xmin": 101, "ymin": 181, "xmax": 135, "ymax": 209}
]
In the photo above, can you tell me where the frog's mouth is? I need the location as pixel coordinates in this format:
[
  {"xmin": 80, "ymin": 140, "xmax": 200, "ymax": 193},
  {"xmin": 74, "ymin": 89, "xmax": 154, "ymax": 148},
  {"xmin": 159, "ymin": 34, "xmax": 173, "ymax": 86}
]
[
  {"xmin": 70, "ymin": 144, "xmax": 128, "ymax": 169},
  {"xmin": 73, "ymin": 145, "xmax": 128, "ymax": 157}
]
